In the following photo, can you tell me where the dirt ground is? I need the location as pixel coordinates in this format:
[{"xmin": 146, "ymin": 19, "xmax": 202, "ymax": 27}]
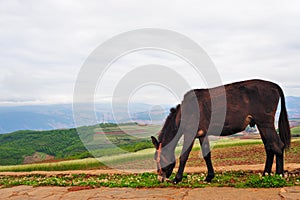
[
  {"xmin": 1, "ymin": 164, "xmax": 300, "ymax": 200},
  {"xmin": 1, "ymin": 163, "xmax": 299, "ymax": 176},
  {"xmin": 1, "ymin": 185, "xmax": 299, "ymax": 200}
]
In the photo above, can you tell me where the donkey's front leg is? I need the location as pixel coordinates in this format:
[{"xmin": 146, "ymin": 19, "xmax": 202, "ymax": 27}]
[
  {"xmin": 173, "ymin": 138, "xmax": 194, "ymax": 184},
  {"xmin": 199, "ymin": 136, "xmax": 214, "ymax": 182}
]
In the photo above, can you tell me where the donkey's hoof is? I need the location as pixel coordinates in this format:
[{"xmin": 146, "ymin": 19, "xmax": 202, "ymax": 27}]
[
  {"xmin": 172, "ymin": 178, "xmax": 181, "ymax": 184},
  {"xmin": 204, "ymin": 174, "xmax": 215, "ymax": 182}
]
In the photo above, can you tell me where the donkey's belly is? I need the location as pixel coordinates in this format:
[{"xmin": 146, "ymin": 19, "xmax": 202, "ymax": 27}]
[
  {"xmin": 202, "ymin": 124, "xmax": 244, "ymax": 136},
  {"xmin": 219, "ymin": 126, "xmax": 245, "ymax": 136}
]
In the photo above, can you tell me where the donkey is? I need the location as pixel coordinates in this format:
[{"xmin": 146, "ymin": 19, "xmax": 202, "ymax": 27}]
[{"xmin": 151, "ymin": 79, "xmax": 291, "ymax": 183}]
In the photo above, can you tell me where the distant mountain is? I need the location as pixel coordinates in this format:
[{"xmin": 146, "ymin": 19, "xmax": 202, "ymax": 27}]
[
  {"xmin": 0, "ymin": 104, "xmax": 74, "ymax": 134},
  {"xmin": 0, "ymin": 103, "xmax": 169, "ymax": 134},
  {"xmin": 0, "ymin": 96, "xmax": 299, "ymax": 134},
  {"xmin": 286, "ymin": 96, "xmax": 300, "ymax": 118}
]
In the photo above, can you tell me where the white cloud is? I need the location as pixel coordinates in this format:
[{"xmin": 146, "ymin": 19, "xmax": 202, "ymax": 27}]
[{"xmin": 0, "ymin": 0, "xmax": 300, "ymax": 105}]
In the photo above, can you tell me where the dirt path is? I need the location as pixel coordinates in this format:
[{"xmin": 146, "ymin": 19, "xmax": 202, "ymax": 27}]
[{"xmin": 0, "ymin": 163, "xmax": 299, "ymax": 176}]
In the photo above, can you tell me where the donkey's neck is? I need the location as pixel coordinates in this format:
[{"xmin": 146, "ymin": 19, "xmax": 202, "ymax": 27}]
[{"xmin": 163, "ymin": 130, "xmax": 182, "ymax": 153}]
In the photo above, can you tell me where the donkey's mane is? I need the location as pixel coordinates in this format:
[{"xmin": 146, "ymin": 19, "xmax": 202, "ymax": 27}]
[{"xmin": 158, "ymin": 104, "xmax": 180, "ymax": 142}]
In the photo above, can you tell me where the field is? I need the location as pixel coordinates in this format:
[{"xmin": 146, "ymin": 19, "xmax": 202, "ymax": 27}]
[
  {"xmin": 1, "ymin": 122, "xmax": 299, "ymax": 166},
  {"xmin": 0, "ymin": 138, "xmax": 299, "ymax": 189},
  {"xmin": 0, "ymin": 124, "xmax": 299, "ymax": 189}
]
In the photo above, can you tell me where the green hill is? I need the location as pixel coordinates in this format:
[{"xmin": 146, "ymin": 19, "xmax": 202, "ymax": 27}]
[
  {"xmin": 0, "ymin": 123, "xmax": 156, "ymax": 165},
  {"xmin": 291, "ymin": 126, "xmax": 300, "ymax": 136},
  {"xmin": 0, "ymin": 128, "xmax": 88, "ymax": 165}
]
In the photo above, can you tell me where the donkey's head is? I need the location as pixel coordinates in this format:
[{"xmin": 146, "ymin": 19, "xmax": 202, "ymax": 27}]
[{"xmin": 151, "ymin": 106, "xmax": 180, "ymax": 182}]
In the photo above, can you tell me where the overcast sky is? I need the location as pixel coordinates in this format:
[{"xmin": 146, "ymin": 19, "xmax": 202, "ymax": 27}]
[{"xmin": 1, "ymin": 0, "xmax": 300, "ymax": 106}]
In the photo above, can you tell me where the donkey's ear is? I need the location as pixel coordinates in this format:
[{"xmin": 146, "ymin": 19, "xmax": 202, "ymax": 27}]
[
  {"xmin": 170, "ymin": 107, "xmax": 176, "ymax": 113},
  {"xmin": 151, "ymin": 136, "xmax": 159, "ymax": 149}
]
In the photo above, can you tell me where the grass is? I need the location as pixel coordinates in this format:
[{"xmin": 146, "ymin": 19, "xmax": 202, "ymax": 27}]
[
  {"xmin": 0, "ymin": 158, "xmax": 103, "ymax": 172},
  {"xmin": 0, "ymin": 171, "xmax": 298, "ymax": 188},
  {"xmin": 0, "ymin": 148, "xmax": 156, "ymax": 172},
  {"xmin": 1, "ymin": 138, "xmax": 299, "ymax": 172},
  {"xmin": 291, "ymin": 126, "xmax": 300, "ymax": 135}
]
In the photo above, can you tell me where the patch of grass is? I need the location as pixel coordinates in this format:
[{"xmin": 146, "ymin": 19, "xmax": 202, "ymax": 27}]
[
  {"xmin": 291, "ymin": 126, "xmax": 300, "ymax": 136},
  {"xmin": 0, "ymin": 148, "xmax": 156, "ymax": 172},
  {"xmin": 0, "ymin": 171, "xmax": 298, "ymax": 188},
  {"xmin": 0, "ymin": 158, "xmax": 104, "ymax": 172},
  {"xmin": 242, "ymin": 174, "xmax": 288, "ymax": 188}
]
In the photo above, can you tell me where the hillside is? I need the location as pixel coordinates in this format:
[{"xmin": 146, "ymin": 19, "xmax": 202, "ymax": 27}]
[
  {"xmin": 0, "ymin": 129, "xmax": 87, "ymax": 165},
  {"xmin": 0, "ymin": 123, "xmax": 155, "ymax": 166}
]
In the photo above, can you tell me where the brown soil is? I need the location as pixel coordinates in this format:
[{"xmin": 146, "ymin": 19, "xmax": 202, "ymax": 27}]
[
  {"xmin": 23, "ymin": 152, "xmax": 55, "ymax": 164},
  {"xmin": 186, "ymin": 141, "xmax": 300, "ymax": 167}
]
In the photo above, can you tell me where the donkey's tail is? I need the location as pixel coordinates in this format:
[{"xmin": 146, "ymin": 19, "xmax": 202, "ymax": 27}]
[{"xmin": 278, "ymin": 86, "xmax": 291, "ymax": 149}]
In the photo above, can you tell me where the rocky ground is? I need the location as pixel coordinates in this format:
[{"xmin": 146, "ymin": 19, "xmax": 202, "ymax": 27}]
[{"xmin": 0, "ymin": 185, "xmax": 299, "ymax": 200}]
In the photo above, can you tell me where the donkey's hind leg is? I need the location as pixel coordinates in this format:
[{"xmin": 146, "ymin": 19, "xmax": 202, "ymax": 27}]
[
  {"xmin": 199, "ymin": 136, "xmax": 214, "ymax": 182},
  {"xmin": 264, "ymin": 148, "xmax": 275, "ymax": 175},
  {"xmin": 258, "ymin": 127, "xmax": 284, "ymax": 175},
  {"xmin": 268, "ymin": 128, "xmax": 284, "ymax": 175},
  {"xmin": 276, "ymin": 150, "xmax": 284, "ymax": 175}
]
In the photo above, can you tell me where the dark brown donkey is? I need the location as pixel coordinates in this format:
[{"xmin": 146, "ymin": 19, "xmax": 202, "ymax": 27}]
[{"xmin": 151, "ymin": 79, "xmax": 291, "ymax": 183}]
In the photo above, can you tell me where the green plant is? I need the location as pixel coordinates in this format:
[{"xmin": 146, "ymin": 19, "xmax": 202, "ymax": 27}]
[
  {"xmin": 244, "ymin": 174, "xmax": 287, "ymax": 188},
  {"xmin": 0, "ymin": 171, "xmax": 298, "ymax": 188}
]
